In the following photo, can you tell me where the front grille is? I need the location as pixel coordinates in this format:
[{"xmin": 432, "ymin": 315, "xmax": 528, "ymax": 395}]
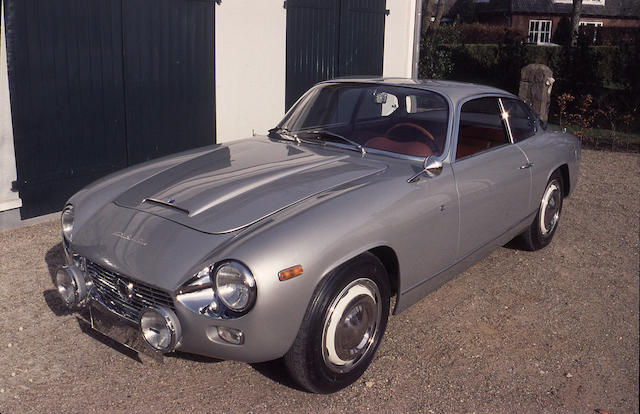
[{"xmin": 87, "ymin": 261, "xmax": 175, "ymax": 322}]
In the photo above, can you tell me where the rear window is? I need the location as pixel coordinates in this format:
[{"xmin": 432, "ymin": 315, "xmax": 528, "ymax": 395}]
[{"xmin": 502, "ymin": 98, "xmax": 538, "ymax": 142}]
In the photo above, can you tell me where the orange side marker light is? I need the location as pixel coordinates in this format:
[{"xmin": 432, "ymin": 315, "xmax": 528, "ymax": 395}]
[{"xmin": 278, "ymin": 265, "xmax": 303, "ymax": 281}]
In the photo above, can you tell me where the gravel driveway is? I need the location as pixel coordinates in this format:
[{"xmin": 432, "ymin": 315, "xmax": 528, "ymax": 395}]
[{"xmin": 0, "ymin": 149, "xmax": 638, "ymax": 413}]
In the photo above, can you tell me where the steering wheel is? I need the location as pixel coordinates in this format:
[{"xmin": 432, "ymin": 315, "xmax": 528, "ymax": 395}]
[{"xmin": 385, "ymin": 122, "xmax": 439, "ymax": 153}]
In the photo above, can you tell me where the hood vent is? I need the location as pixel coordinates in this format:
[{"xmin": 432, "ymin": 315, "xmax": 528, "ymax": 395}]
[{"xmin": 143, "ymin": 197, "xmax": 190, "ymax": 215}]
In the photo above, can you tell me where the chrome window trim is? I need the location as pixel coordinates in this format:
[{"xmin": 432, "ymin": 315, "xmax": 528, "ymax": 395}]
[
  {"xmin": 364, "ymin": 147, "xmax": 428, "ymax": 163},
  {"xmin": 498, "ymin": 98, "xmax": 515, "ymax": 144}
]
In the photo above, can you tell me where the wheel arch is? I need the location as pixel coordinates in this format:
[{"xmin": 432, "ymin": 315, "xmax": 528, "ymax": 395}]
[
  {"xmin": 557, "ymin": 163, "xmax": 570, "ymax": 197},
  {"xmin": 314, "ymin": 245, "xmax": 400, "ymax": 302},
  {"xmin": 543, "ymin": 164, "xmax": 570, "ymax": 199},
  {"xmin": 367, "ymin": 246, "xmax": 399, "ymax": 296}
]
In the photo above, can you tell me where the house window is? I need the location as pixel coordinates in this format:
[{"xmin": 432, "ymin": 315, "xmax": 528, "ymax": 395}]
[
  {"xmin": 579, "ymin": 21, "xmax": 603, "ymax": 27},
  {"xmin": 553, "ymin": 0, "xmax": 604, "ymax": 5},
  {"xmin": 579, "ymin": 21, "xmax": 603, "ymax": 42},
  {"xmin": 528, "ymin": 20, "xmax": 552, "ymax": 44}
]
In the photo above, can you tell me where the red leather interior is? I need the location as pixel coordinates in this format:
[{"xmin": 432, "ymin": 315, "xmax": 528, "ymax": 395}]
[
  {"xmin": 365, "ymin": 136, "xmax": 434, "ymax": 157},
  {"xmin": 456, "ymin": 125, "xmax": 507, "ymax": 159},
  {"xmin": 460, "ymin": 125, "xmax": 506, "ymax": 143}
]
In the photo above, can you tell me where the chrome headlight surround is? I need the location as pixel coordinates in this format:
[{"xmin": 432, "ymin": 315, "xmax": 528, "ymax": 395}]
[
  {"xmin": 176, "ymin": 260, "xmax": 257, "ymax": 318},
  {"xmin": 214, "ymin": 261, "xmax": 256, "ymax": 313},
  {"xmin": 55, "ymin": 265, "xmax": 88, "ymax": 308},
  {"xmin": 61, "ymin": 204, "xmax": 75, "ymax": 241},
  {"xmin": 139, "ymin": 307, "xmax": 182, "ymax": 353}
]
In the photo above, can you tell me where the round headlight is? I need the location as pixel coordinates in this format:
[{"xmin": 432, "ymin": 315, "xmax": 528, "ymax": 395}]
[
  {"xmin": 214, "ymin": 261, "xmax": 256, "ymax": 313},
  {"xmin": 139, "ymin": 307, "xmax": 182, "ymax": 352},
  {"xmin": 61, "ymin": 205, "xmax": 74, "ymax": 241}
]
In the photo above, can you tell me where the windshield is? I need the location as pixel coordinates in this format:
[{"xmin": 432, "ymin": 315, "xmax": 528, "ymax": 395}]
[{"xmin": 278, "ymin": 83, "xmax": 449, "ymax": 158}]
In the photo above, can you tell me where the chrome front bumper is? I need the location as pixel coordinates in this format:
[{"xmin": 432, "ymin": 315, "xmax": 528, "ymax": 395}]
[
  {"xmin": 58, "ymin": 245, "xmax": 181, "ymax": 359},
  {"xmin": 80, "ymin": 300, "xmax": 163, "ymax": 362}
]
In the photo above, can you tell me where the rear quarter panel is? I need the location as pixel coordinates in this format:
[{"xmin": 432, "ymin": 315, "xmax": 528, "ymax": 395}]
[{"xmin": 516, "ymin": 129, "xmax": 581, "ymax": 212}]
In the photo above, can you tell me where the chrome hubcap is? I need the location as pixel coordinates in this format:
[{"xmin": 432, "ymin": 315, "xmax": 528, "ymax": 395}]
[
  {"xmin": 322, "ymin": 278, "xmax": 381, "ymax": 373},
  {"xmin": 540, "ymin": 180, "xmax": 561, "ymax": 236}
]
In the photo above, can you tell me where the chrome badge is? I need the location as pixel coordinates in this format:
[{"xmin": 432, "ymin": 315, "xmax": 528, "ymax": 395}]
[
  {"xmin": 117, "ymin": 278, "xmax": 135, "ymax": 302},
  {"xmin": 112, "ymin": 231, "xmax": 148, "ymax": 246}
]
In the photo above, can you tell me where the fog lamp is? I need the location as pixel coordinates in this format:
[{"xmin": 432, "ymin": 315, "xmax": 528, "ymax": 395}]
[
  {"xmin": 139, "ymin": 307, "xmax": 182, "ymax": 353},
  {"xmin": 55, "ymin": 265, "xmax": 87, "ymax": 307},
  {"xmin": 217, "ymin": 326, "xmax": 244, "ymax": 345}
]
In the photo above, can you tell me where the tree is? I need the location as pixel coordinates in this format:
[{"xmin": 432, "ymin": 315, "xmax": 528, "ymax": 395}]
[
  {"xmin": 422, "ymin": 0, "xmax": 437, "ymax": 36},
  {"xmin": 434, "ymin": 0, "xmax": 447, "ymax": 30},
  {"xmin": 571, "ymin": 0, "xmax": 583, "ymax": 46}
]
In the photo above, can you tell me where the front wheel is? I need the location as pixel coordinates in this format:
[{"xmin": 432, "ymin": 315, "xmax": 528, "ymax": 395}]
[
  {"xmin": 284, "ymin": 253, "xmax": 390, "ymax": 393},
  {"xmin": 519, "ymin": 170, "xmax": 564, "ymax": 251}
]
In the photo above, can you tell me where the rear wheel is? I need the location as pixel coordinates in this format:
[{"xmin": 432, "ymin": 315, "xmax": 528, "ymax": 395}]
[
  {"xmin": 519, "ymin": 170, "xmax": 563, "ymax": 251},
  {"xmin": 284, "ymin": 253, "xmax": 390, "ymax": 393}
]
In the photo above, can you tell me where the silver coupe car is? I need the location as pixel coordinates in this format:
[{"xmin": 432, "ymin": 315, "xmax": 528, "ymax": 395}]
[{"xmin": 55, "ymin": 78, "xmax": 580, "ymax": 393}]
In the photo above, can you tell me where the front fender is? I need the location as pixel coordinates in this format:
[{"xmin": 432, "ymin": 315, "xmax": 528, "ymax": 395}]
[{"xmin": 201, "ymin": 179, "xmax": 405, "ymax": 361}]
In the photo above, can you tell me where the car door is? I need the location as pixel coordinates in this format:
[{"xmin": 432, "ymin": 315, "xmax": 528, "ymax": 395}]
[
  {"xmin": 452, "ymin": 97, "xmax": 532, "ymax": 258},
  {"xmin": 501, "ymin": 98, "xmax": 551, "ymax": 213}
]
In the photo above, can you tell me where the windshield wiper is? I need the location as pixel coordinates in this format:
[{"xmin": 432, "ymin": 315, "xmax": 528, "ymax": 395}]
[
  {"xmin": 268, "ymin": 126, "xmax": 300, "ymax": 143},
  {"xmin": 301, "ymin": 129, "xmax": 366, "ymax": 155}
]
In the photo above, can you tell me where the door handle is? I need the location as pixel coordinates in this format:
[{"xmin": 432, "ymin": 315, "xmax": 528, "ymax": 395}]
[{"xmin": 520, "ymin": 162, "xmax": 534, "ymax": 169}]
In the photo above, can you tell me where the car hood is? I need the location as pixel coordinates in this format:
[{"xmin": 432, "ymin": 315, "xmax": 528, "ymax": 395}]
[{"xmin": 114, "ymin": 138, "xmax": 387, "ymax": 234}]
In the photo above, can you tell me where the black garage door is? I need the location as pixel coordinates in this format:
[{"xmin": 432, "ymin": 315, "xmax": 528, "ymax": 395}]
[
  {"xmin": 285, "ymin": 0, "xmax": 387, "ymax": 109},
  {"xmin": 3, "ymin": 0, "xmax": 215, "ymax": 219}
]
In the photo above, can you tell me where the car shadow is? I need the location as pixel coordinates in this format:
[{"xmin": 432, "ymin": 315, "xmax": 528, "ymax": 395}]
[
  {"xmin": 43, "ymin": 289, "xmax": 75, "ymax": 316},
  {"xmin": 76, "ymin": 317, "xmax": 144, "ymax": 363},
  {"xmin": 250, "ymin": 359, "xmax": 307, "ymax": 392},
  {"xmin": 43, "ymin": 242, "xmax": 72, "ymax": 316},
  {"xmin": 167, "ymin": 352, "xmax": 222, "ymax": 364},
  {"xmin": 44, "ymin": 242, "xmax": 65, "ymax": 284},
  {"xmin": 502, "ymin": 238, "xmax": 525, "ymax": 251}
]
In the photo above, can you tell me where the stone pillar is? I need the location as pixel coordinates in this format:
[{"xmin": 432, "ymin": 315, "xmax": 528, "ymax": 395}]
[{"xmin": 518, "ymin": 64, "xmax": 554, "ymax": 123}]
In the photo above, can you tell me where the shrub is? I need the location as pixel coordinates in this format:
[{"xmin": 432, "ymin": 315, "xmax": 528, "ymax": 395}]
[{"xmin": 557, "ymin": 92, "xmax": 638, "ymax": 150}]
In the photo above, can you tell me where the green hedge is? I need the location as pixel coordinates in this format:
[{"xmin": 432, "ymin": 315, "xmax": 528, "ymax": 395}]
[
  {"xmin": 419, "ymin": 42, "xmax": 640, "ymax": 135},
  {"xmin": 420, "ymin": 44, "xmax": 635, "ymax": 93}
]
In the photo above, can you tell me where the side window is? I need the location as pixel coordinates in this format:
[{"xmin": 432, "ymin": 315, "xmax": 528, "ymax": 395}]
[
  {"xmin": 502, "ymin": 99, "xmax": 537, "ymax": 142},
  {"xmin": 456, "ymin": 98, "xmax": 509, "ymax": 160}
]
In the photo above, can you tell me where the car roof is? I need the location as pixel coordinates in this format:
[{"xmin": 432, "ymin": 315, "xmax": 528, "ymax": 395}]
[{"xmin": 320, "ymin": 77, "xmax": 518, "ymax": 106}]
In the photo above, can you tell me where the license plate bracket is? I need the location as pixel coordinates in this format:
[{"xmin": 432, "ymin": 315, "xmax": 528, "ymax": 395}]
[{"xmin": 87, "ymin": 302, "xmax": 163, "ymax": 362}]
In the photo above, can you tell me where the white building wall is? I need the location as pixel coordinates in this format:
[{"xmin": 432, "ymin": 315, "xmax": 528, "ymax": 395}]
[
  {"xmin": 383, "ymin": 0, "xmax": 417, "ymax": 78},
  {"xmin": 0, "ymin": 5, "xmax": 22, "ymax": 212},
  {"xmin": 214, "ymin": 1, "xmax": 287, "ymax": 143},
  {"xmin": 214, "ymin": 1, "xmax": 416, "ymax": 143}
]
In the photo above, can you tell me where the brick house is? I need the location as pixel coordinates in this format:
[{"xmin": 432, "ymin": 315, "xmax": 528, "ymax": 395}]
[{"xmin": 475, "ymin": 0, "xmax": 640, "ymax": 44}]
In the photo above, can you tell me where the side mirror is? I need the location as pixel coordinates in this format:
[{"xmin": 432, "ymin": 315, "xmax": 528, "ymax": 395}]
[{"xmin": 407, "ymin": 156, "xmax": 443, "ymax": 183}]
